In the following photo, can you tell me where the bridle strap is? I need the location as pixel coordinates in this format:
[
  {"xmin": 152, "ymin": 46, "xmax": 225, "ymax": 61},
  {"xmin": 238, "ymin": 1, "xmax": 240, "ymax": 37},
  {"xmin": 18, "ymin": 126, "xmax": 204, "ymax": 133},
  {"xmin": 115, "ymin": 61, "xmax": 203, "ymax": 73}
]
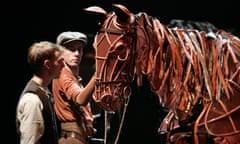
[
  {"xmin": 100, "ymin": 28, "xmax": 126, "ymax": 35},
  {"xmin": 95, "ymin": 79, "xmax": 131, "ymax": 86}
]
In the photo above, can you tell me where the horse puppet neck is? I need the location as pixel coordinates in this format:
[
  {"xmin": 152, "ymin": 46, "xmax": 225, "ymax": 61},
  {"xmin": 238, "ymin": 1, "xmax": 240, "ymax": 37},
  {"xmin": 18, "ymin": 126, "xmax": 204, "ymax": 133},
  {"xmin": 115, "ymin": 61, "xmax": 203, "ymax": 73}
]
[
  {"xmin": 135, "ymin": 12, "xmax": 240, "ymax": 119},
  {"xmin": 134, "ymin": 13, "xmax": 187, "ymax": 111}
]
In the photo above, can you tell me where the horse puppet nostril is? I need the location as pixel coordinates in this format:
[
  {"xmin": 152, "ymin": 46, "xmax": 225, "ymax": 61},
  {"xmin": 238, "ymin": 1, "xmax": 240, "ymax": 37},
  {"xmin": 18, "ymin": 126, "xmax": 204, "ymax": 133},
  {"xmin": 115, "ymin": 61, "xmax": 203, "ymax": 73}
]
[{"xmin": 100, "ymin": 93, "xmax": 126, "ymax": 111}]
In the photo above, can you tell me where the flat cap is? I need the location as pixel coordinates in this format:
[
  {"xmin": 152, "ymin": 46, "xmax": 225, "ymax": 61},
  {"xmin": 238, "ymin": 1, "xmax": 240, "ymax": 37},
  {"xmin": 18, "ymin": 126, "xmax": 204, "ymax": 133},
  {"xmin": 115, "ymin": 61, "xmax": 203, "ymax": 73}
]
[{"xmin": 56, "ymin": 31, "xmax": 88, "ymax": 46}]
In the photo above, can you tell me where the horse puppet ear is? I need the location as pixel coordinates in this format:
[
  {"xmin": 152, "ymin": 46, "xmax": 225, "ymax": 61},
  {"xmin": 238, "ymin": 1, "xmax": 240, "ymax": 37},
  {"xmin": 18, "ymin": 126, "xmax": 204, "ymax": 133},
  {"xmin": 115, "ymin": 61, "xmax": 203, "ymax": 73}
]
[
  {"xmin": 112, "ymin": 4, "xmax": 135, "ymax": 24},
  {"xmin": 83, "ymin": 6, "xmax": 107, "ymax": 16},
  {"xmin": 83, "ymin": 6, "xmax": 108, "ymax": 27}
]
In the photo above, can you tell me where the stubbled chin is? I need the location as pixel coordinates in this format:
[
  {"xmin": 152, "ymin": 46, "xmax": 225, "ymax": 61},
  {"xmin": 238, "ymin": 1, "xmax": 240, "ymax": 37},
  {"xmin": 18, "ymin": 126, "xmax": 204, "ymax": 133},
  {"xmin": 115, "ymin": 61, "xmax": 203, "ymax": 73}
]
[{"xmin": 70, "ymin": 61, "xmax": 80, "ymax": 66}]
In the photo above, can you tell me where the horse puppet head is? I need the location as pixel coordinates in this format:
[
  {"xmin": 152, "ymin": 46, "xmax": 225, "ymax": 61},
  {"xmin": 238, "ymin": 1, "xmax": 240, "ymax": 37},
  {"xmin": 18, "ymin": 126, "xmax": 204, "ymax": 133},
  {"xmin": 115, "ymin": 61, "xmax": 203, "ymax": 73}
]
[
  {"xmin": 84, "ymin": 4, "xmax": 141, "ymax": 111},
  {"xmin": 84, "ymin": 4, "xmax": 166, "ymax": 111}
]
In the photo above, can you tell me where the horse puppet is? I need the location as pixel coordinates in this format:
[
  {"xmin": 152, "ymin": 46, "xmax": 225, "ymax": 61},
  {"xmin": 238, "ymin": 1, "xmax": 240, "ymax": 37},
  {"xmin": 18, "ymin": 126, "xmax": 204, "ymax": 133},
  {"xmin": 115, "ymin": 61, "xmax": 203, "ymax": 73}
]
[{"xmin": 84, "ymin": 4, "xmax": 240, "ymax": 144}]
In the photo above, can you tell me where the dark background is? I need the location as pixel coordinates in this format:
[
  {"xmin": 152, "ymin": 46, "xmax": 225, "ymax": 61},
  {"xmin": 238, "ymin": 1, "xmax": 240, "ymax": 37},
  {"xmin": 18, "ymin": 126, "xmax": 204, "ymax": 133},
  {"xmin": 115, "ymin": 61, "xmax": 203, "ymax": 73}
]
[{"xmin": 7, "ymin": 0, "xmax": 239, "ymax": 143}]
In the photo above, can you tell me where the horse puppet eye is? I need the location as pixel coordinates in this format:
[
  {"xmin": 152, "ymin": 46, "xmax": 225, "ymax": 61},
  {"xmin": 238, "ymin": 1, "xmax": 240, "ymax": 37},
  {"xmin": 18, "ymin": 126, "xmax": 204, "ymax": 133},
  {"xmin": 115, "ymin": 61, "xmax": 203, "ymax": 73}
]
[
  {"xmin": 116, "ymin": 45, "xmax": 124, "ymax": 51},
  {"xmin": 114, "ymin": 41, "xmax": 126, "ymax": 55},
  {"xmin": 113, "ymin": 42, "xmax": 129, "ymax": 60},
  {"xmin": 115, "ymin": 41, "xmax": 124, "ymax": 50}
]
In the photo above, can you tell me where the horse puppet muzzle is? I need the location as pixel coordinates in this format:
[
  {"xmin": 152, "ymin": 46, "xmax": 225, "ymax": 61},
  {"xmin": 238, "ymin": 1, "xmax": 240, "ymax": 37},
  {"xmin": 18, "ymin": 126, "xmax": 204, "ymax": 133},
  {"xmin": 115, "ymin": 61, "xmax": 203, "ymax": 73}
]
[{"xmin": 93, "ymin": 79, "xmax": 132, "ymax": 111}]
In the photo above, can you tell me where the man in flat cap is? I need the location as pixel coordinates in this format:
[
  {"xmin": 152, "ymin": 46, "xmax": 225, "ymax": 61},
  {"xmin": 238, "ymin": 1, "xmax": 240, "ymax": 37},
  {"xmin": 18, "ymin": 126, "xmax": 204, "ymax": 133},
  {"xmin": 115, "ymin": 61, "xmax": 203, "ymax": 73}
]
[{"xmin": 52, "ymin": 31, "xmax": 96, "ymax": 144}]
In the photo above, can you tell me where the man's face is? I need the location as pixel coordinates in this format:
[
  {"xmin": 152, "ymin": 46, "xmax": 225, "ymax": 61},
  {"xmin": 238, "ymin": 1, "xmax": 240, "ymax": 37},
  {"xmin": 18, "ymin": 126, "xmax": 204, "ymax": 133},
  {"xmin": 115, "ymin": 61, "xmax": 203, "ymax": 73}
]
[{"xmin": 62, "ymin": 40, "xmax": 84, "ymax": 67}]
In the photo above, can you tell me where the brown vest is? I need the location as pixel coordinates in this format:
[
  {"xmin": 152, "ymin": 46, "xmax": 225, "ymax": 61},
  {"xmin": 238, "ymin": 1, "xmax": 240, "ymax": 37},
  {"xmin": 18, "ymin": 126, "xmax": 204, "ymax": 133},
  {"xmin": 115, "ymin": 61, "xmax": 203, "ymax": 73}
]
[{"xmin": 16, "ymin": 80, "xmax": 58, "ymax": 144}]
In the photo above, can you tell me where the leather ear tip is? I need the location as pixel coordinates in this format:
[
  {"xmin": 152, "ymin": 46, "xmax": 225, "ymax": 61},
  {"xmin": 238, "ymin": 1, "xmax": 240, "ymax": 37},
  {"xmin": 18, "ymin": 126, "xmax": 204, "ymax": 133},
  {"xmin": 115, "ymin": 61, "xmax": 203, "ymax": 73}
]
[{"xmin": 83, "ymin": 6, "xmax": 107, "ymax": 15}]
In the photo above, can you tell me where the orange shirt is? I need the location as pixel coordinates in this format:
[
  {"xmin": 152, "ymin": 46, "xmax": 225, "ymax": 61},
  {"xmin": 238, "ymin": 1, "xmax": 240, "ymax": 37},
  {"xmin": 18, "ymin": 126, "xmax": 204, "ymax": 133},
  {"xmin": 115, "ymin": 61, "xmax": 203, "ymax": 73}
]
[{"xmin": 52, "ymin": 67, "xmax": 93, "ymax": 124}]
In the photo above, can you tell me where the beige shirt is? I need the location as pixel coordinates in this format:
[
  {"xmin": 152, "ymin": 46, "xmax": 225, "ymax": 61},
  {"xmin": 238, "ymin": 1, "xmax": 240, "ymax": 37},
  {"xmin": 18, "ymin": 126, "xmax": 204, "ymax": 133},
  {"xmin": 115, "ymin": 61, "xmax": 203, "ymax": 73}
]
[{"xmin": 16, "ymin": 93, "xmax": 44, "ymax": 144}]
